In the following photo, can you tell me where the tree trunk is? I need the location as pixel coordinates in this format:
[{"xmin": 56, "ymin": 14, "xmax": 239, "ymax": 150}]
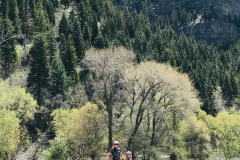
[
  {"xmin": 170, "ymin": 111, "xmax": 177, "ymax": 160},
  {"xmin": 108, "ymin": 107, "xmax": 113, "ymax": 150},
  {"xmin": 150, "ymin": 112, "xmax": 156, "ymax": 146}
]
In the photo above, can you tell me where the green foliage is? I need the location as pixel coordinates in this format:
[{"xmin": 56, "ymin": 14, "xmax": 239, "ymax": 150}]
[
  {"xmin": 212, "ymin": 111, "xmax": 240, "ymax": 158},
  {"xmin": 2, "ymin": 0, "xmax": 240, "ymax": 158},
  {"xmin": 60, "ymin": 0, "xmax": 70, "ymax": 8},
  {"xmin": 51, "ymin": 102, "xmax": 106, "ymax": 159},
  {"xmin": 72, "ymin": 19, "xmax": 85, "ymax": 60},
  {"xmin": 46, "ymin": 30, "xmax": 57, "ymax": 65},
  {"xmin": 0, "ymin": 109, "xmax": 20, "ymax": 160},
  {"xmin": 198, "ymin": 110, "xmax": 240, "ymax": 159},
  {"xmin": 58, "ymin": 14, "xmax": 69, "ymax": 37},
  {"xmin": 62, "ymin": 83, "xmax": 88, "ymax": 108},
  {"xmin": 33, "ymin": 2, "xmax": 51, "ymax": 33},
  {"xmin": 177, "ymin": 117, "xmax": 210, "ymax": 159},
  {"xmin": 0, "ymin": 17, "xmax": 17, "ymax": 77},
  {"xmin": 27, "ymin": 34, "xmax": 50, "ymax": 105},
  {"xmin": 49, "ymin": 54, "xmax": 68, "ymax": 97},
  {"xmin": 45, "ymin": 0, "xmax": 55, "ymax": 25},
  {"xmin": 124, "ymin": 61, "xmax": 200, "ymax": 156},
  {"xmin": 63, "ymin": 34, "xmax": 78, "ymax": 83},
  {"xmin": 8, "ymin": 0, "xmax": 20, "ymax": 27},
  {"xmin": 43, "ymin": 138, "xmax": 69, "ymax": 160},
  {"xmin": 0, "ymin": 79, "xmax": 37, "ymax": 123}
]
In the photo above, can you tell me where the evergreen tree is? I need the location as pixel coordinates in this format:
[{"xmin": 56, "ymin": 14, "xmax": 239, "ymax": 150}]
[
  {"xmin": 78, "ymin": 0, "xmax": 92, "ymax": 30},
  {"xmin": 59, "ymin": 33, "xmax": 67, "ymax": 61},
  {"xmin": 83, "ymin": 26, "xmax": 91, "ymax": 45},
  {"xmin": 46, "ymin": 30, "xmax": 57, "ymax": 65},
  {"xmin": 45, "ymin": 0, "xmax": 55, "ymax": 25},
  {"xmin": 8, "ymin": 0, "xmax": 20, "ymax": 28},
  {"xmin": 72, "ymin": 19, "xmax": 85, "ymax": 60},
  {"xmin": 91, "ymin": 14, "xmax": 98, "ymax": 43},
  {"xmin": 68, "ymin": 10, "xmax": 77, "ymax": 30},
  {"xmin": 27, "ymin": 35, "xmax": 50, "ymax": 105},
  {"xmin": 62, "ymin": 34, "xmax": 78, "ymax": 83},
  {"xmin": 19, "ymin": 0, "xmax": 33, "ymax": 39},
  {"xmin": 49, "ymin": 54, "xmax": 68, "ymax": 97},
  {"xmin": 1, "ymin": 0, "xmax": 9, "ymax": 17},
  {"xmin": 33, "ymin": 3, "xmax": 51, "ymax": 33},
  {"xmin": 222, "ymin": 74, "xmax": 233, "ymax": 107},
  {"xmin": 61, "ymin": 0, "xmax": 70, "ymax": 9},
  {"xmin": 59, "ymin": 14, "xmax": 69, "ymax": 36},
  {"xmin": 0, "ymin": 17, "xmax": 17, "ymax": 77},
  {"xmin": 52, "ymin": 0, "xmax": 59, "ymax": 8}
]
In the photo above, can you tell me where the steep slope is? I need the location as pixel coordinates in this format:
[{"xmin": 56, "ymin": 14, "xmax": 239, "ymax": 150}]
[{"xmin": 136, "ymin": 0, "xmax": 240, "ymax": 44}]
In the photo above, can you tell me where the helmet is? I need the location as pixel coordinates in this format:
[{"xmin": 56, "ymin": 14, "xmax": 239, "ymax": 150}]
[
  {"xmin": 113, "ymin": 141, "xmax": 120, "ymax": 145},
  {"xmin": 126, "ymin": 151, "xmax": 132, "ymax": 155}
]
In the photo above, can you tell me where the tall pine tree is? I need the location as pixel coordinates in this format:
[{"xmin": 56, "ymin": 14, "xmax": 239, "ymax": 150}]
[
  {"xmin": 63, "ymin": 34, "xmax": 78, "ymax": 84},
  {"xmin": 46, "ymin": 30, "xmax": 57, "ymax": 65},
  {"xmin": 0, "ymin": 17, "xmax": 17, "ymax": 77},
  {"xmin": 27, "ymin": 35, "xmax": 50, "ymax": 105},
  {"xmin": 59, "ymin": 13, "xmax": 69, "ymax": 36},
  {"xmin": 72, "ymin": 19, "xmax": 85, "ymax": 60},
  {"xmin": 60, "ymin": 0, "xmax": 70, "ymax": 9},
  {"xmin": 8, "ymin": 0, "xmax": 20, "ymax": 28},
  {"xmin": 49, "ymin": 54, "xmax": 68, "ymax": 97}
]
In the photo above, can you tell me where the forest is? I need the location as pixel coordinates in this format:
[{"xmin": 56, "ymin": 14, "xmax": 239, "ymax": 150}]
[{"xmin": 0, "ymin": 0, "xmax": 240, "ymax": 159}]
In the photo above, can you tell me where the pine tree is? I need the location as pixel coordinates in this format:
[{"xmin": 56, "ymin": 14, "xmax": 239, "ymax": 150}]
[
  {"xmin": 59, "ymin": 14, "xmax": 69, "ymax": 36},
  {"xmin": 78, "ymin": 0, "xmax": 92, "ymax": 30},
  {"xmin": 33, "ymin": 3, "xmax": 51, "ymax": 33},
  {"xmin": 19, "ymin": 0, "xmax": 33, "ymax": 39},
  {"xmin": 64, "ymin": 35, "xmax": 77, "ymax": 80},
  {"xmin": 91, "ymin": 14, "xmax": 98, "ymax": 43},
  {"xmin": 0, "ymin": 17, "xmax": 17, "ymax": 77},
  {"xmin": 59, "ymin": 34, "xmax": 78, "ymax": 84},
  {"xmin": 72, "ymin": 19, "xmax": 85, "ymax": 60},
  {"xmin": 27, "ymin": 35, "xmax": 50, "ymax": 105},
  {"xmin": 49, "ymin": 54, "xmax": 68, "ymax": 97},
  {"xmin": 45, "ymin": 0, "xmax": 55, "ymax": 25},
  {"xmin": 222, "ymin": 74, "xmax": 233, "ymax": 106},
  {"xmin": 83, "ymin": 27, "xmax": 91, "ymax": 45},
  {"xmin": 68, "ymin": 10, "xmax": 77, "ymax": 31},
  {"xmin": 46, "ymin": 30, "xmax": 57, "ymax": 65},
  {"xmin": 59, "ymin": 33, "xmax": 67, "ymax": 60},
  {"xmin": 63, "ymin": 35, "xmax": 78, "ymax": 83},
  {"xmin": 1, "ymin": 0, "xmax": 9, "ymax": 17},
  {"xmin": 60, "ymin": 0, "xmax": 70, "ymax": 9},
  {"xmin": 52, "ymin": 0, "xmax": 59, "ymax": 8},
  {"xmin": 8, "ymin": 0, "xmax": 20, "ymax": 28}
]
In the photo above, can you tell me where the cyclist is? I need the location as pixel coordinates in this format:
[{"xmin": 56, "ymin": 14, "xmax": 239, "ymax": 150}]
[{"xmin": 108, "ymin": 141, "xmax": 122, "ymax": 160}]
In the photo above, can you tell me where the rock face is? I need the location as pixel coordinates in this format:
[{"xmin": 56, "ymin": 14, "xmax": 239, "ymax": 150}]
[
  {"xmin": 155, "ymin": 0, "xmax": 240, "ymax": 44},
  {"xmin": 183, "ymin": 20, "xmax": 240, "ymax": 44},
  {"xmin": 215, "ymin": 0, "xmax": 240, "ymax": 18}
]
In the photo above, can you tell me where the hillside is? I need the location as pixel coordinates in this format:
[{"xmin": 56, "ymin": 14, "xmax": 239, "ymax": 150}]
[
  {"xmin": 124, "ymin": 0, "xmax": 240, "ymax": 45},
  {"xmin": 1, "ymin": 0, "xmax": 240, "ymax": 159}
]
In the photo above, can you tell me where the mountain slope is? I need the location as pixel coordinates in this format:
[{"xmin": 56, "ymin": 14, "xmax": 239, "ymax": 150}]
[{"xmin": 125, "ymin": 0, "xmax": 240, "ymax": 44}]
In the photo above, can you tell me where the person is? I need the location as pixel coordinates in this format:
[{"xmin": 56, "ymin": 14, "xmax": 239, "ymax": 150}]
[
  {"xmin": 108, "ymin": 141, "xmax": 122, "ymax": 160},
  {"xmin": 125, "ymin": 151, "xmax": 132, "ymax": 160}
]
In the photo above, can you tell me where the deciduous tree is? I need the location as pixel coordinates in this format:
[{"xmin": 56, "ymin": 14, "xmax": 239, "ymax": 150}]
[{"xmin": 81, "ymin": 46, "xmax": 134, "ymax": 149}]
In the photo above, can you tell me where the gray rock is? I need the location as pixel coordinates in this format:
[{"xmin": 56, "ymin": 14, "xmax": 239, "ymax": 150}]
[
  {"xmin": 155, "ymin": 0, "xmax": 240, "ymax": 44},
  {"xmin": 182, "ymin": 20, "xmax": 240, "ymax": 44}
]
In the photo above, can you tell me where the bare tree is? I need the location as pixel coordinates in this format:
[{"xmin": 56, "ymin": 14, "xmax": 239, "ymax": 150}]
[
  {"xmin": 0, "ymin": 26, "xmax": 14, "ymax": 47},
  {"xmin": 81, "ymin": 46, "xmax": 135, "ymax": 149},
  {"xmin": 123, "ymin": 61, "xmax": 200, "ymax": 158}
]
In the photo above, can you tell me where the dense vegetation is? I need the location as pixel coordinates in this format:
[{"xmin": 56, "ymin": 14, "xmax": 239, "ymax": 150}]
[{"xmin": 1, "ymin": 0, "xmax": 240, "ymax": 159}]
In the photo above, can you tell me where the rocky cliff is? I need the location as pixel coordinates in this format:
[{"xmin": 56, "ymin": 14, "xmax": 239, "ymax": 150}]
[{"xmin": 155, "ymin": 0, "xmax": 240, "ymax": 44}]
